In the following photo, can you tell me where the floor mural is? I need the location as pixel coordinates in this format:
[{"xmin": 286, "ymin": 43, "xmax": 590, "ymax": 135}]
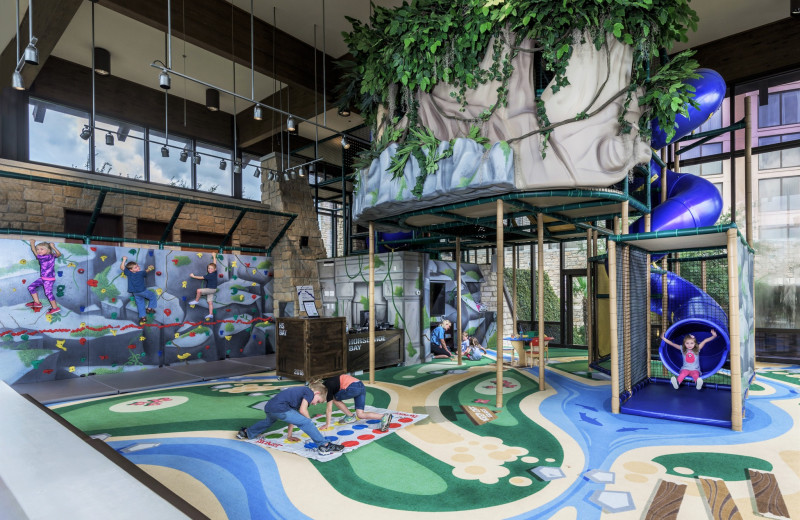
[{"xmin": 51, "ymin": 353, "xmax": 800, "ymax": 519}]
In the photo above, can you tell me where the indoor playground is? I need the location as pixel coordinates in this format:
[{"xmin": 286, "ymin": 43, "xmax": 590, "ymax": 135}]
[{"xmin": 1, "ymin": 1, "xmax": 799, "ymax": 520}]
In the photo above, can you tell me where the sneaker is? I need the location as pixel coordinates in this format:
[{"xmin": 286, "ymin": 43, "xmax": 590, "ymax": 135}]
[
  {"xmin": 671, "ymin": 376, "xmax": 679, "ymax": 390},
  {"xmin": 236, "ymin": 427, "xmax": 249, "ymax": 440},
  {"xmin": 317, "ymin": 442, "xmax": 344, "ymax": 455},
  {"xmin": 145, "ymin": 308, "xmax": 155, "ymax": 314},
  {"xmin": 46, "ymin": 307, "xmax": 61, "ymax": 315},
  {"xmin": 380, "ymin": 413, "xmax": 393, "ymax": 432},
  {"xmin": 337, "ymin": 414, "xmax": 357, "ymax": 425},
  {"xmin": 139, "ymin": 317, "xmax": 147, "ymax": 326},
  {"xmin": 205, "ymin": 314, "xmax": 214, "ymax": 320},
  {"xmin": 696, "ymin": 378, "xmax": 704, "ymax": 390},
  {"xmin": 25, "ymin": 302, "xmax": 42, "ymax": 308},
  {"xmin": 188, "ymin": 300, "xmax": 200, "ymax": 305}
]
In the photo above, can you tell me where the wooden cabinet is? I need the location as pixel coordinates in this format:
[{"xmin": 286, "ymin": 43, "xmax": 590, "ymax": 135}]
[
  {"xmin": 275, "ymin": 317, "xmax": 346, "ymax": 381},
  {"xmin": 347, "ymin": 329, "xmax": 404, "ymax": 372}
]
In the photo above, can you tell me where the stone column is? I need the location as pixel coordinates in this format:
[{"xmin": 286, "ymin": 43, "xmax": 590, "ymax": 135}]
[{"xmin": 260, "ymin": 152, "xmax": 326, "ymax": 316}]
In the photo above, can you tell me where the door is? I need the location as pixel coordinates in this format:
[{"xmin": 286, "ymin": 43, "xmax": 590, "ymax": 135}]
[{"xmin": 562, "ymin": 270, "xmax": 588, "ymax": 347}]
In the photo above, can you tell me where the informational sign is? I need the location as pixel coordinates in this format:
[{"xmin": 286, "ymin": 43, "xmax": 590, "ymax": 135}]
[{"xmin": 296, "ymin": 285, "xmax": 318, "ymax": 316}]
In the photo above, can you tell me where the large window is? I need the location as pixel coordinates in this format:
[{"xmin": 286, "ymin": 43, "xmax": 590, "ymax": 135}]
[
  {"xmin": 28, "ymin": 99, "xmax": 90, "ymax": 171},
  {"xmin": 94, "ymin": 116, "xmax": 145, "ymax": 179},
  {"xmin": 195, "ymin": 141, "xmax": 232, "ymax": 196},
  {"xmin": 148, "ymin": 131, "xmax": 192, "ymax": 189},
  {"xmin": 677, "ymin": 110, "xmax": 723, "ymax": 176},
  {"xmin": 758, "ymin": 134, "xmax": 800, "ymax": 170},
  {"xmin": 759, "ymin": 89, "xmax": 800, "ymax": 128},
  {"xmin": 241, "ymin": 153, "xmax": 262, "ymax": 201},
  {"xmin": 759, "ymin": 176, "xmax": 800, "ymax": 212}
]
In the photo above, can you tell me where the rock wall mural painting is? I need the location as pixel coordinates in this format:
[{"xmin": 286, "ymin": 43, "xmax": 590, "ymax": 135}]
[{"xmin": 0, "ymin": 239, "xmax": 275, "ymax": 385}]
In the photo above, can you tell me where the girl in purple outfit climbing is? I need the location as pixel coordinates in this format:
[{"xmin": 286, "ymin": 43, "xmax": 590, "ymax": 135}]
[{"xmin": 26, "ymin": 239, "xmax": 62, "ymax": 314}]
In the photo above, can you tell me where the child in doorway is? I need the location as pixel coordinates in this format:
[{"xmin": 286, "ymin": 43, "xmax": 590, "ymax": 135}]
[
  {"xmin": 317, "ymin": 374, "xmax": 392, "ymax": 431},
  {"xmin": 26, "ymin": 240, "xmax": 62, "ymax": 314},
  {"xmin": 662, "ymin": 329, "xmax": 718, "ymax": 390},
  {"xmin": 237, "ymin": 382, "xmax": 344, "ymax": 455},
  {"xmin": 120, "ymin": 256, "xmax": 156, "ymax": 326},
  {"xmin": 188, "ymin": 263, "xmax": 218, "ymax": 320},
  {"xmin": 464, "ymin": 336, "xmax": 487, "ymax": 361}
]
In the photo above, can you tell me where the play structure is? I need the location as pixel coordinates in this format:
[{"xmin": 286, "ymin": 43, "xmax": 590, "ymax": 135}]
[{"xmin": 338, "ymin": 1, "xmax": 755, "ymax": 426}]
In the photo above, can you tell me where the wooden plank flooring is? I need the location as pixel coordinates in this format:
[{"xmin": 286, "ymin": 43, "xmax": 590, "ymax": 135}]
[
  {"xmin": 644, "ymin": 480, "xmax": 686, "ymax": 520},
  {"xmin": 699, "ymin": 476, "xmax": 743, "ymax": 520}
]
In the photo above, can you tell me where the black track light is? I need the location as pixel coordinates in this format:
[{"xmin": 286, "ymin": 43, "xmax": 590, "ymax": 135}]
[
  {"xmin": 105, "ymin": 132, "xmax": 114, "ymax": 146},
  {"xmin": 80, "ymin": 125, "xmax": 92, "ymax": 140}
]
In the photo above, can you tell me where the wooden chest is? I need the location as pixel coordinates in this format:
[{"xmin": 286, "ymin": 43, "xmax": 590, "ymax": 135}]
[
  {"xmin": 347, "ymin": 329, "xmax": 404, "ymax": 372},
  {"xmin": 275, "ymin": 317, "xmax": 346, "ymax": 381}
]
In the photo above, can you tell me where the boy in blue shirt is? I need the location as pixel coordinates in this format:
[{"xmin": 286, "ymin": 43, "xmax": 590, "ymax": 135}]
[
  {"xmin": 237, "ymin": 382, "xmax": 344, "ymax": 455},
  {"xmin": 120, "ymin": 256, "xmax": 156, "ymax": 326},
  {"xmin": 188, "ymin": 263, "xmax": 219, "ymax": 320}
]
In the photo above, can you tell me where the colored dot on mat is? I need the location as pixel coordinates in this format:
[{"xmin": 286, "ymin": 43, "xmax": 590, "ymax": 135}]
[
  {"xmin": 372, "ymin": 429, "xmax": 389, "ymax": 434},
  {"xmin": 265, "ymin": 434, "xmax": 282, "ymax": 439},
  {"xmin": 341, "ymin": 441, "xmax": 359, "ymax": 448},
  {"xmin": 352, "ymin": 424, "xmax": 368, "ymax": 430},
  {"xmin": 337, "ymin": 430, "xmax": 354, "ymax": 436},
  {"xmin": 357, "ymin": 434, "xmax": 374, "ymax": 441},
  {"xmin": 304, "ymin": 442, "xmax": 317, "ymax": 449},
  {"xmin": 399, "ymin": 417, "xmax": 413, "ymax": 423},
  {"xmin": 366, "ymin": 419, "xmax": 380, "ymax": 425}
]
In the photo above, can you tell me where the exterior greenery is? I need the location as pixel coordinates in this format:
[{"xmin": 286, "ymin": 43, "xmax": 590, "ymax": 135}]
[{"xmin": 504, "ymin": 268, "xmax": 559, "ymax": 323}]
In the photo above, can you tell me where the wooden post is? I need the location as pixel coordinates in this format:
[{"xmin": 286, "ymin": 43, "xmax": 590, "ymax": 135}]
[
  {"xmin": 368, "ymin": 221, "xmax": 375, "ymax": 384},
  {"xmin": 745, "ymin": 100, "xmax": 753, "ymax": 247},
  {"xmin": 621, "ymin": 200, "xmax": 629, "ymax": 234},
  {"xmin": 645, "ymin": 214, "xmax": 651, "ymax": 378},
  {"xmin": 456, "ymin": 237, "xmax": 462, "ymax": 365},
  {"xmin": 512, "ymin": 245, "xmax": 518, "ymax": 336},
  {"xmin": 537, "ymin": 213, "xmax": 545, "ymax": 390},
  {"xmin": 727, "ymin": 228, "xmax": 742, "ymax": 431},
  {"xmin": 586, "ymin": 226, "xmax": 593, "ymax": 368},
  {"xmin": 608, "ymin": 238, "xmax": 619, "ymax": 413},
  {"xmin": 496, "ymin": 200, "xmax": 504, "ymax": 407}
]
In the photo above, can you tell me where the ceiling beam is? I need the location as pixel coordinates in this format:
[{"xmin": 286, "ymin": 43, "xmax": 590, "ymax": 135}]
[
  {"xmin": 101, "ymin": 0, "xmax": 340, "ymax": 98},
  {"xmin": 238, "ymin": 86, "xmax": 322, "ymax": 148},
  {"xmin": 689, "ymin": 17, "xmax": 800, "ymax": 85},
  {"xmin": 0, "ymin": 0, "xmax": 83, "ymax": 91}
]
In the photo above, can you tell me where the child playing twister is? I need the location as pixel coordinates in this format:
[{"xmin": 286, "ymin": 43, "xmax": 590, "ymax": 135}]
[
  {"xmin": 26, "ymin": 240, "xmax": 62, "ymax": 314},
  {"xmin": 188, "ymin": 263, "xmax": 218, "ymax": 320},
  {"xmin": 318, "ymin": 374, "xmax": 392, "ymax": 431},
  {"xmin": 120, "ymin": 256, "xmax": 156, "ymax": 326},
  {"xmin": 662, "ymin": 329, "xmax": 717, "ymax": 390},
  {"xmin": 237, "ymin": 382, "xmax": 344, "ymax": 455}
]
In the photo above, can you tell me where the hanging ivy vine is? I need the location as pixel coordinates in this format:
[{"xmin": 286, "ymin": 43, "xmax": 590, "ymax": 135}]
[{"xmin": 339, "ymin": 0, "xmax": 700, "ymax": 189}]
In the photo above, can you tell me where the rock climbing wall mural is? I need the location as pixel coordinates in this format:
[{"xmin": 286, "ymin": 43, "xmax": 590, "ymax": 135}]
[
  {"xmin": 318, "ymin": 252, "xmax": 496, "ymax": 366},
  {"xmin": 0, "ymin": 238, "xmax": 275, "ymax": 384},
  {"xmin": 424, "ymin": 258, "xmax": 495, "ymax": 355}
]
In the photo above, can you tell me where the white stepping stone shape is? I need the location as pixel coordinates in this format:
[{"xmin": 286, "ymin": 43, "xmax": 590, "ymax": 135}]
[
  {"xmin": 589, "ymin": 490, "xmax": 635, "ymax": 513},
  {"xmin": 584, "ymin": 469, "xmax": 615, "ymax": 484}
]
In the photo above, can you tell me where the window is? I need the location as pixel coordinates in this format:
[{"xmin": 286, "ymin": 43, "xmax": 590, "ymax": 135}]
[
  {"xmin": 759, "ymin": 89, "xmax": 800, "ymax": 128},
  {"xmin": 241, "ymin": 153, "xmax": 262, "ymax": 201},
  {"xmin": 678, "ymin": 143, "xmax": 722, "ymax": 176},
  {"xmin": 149, "ymin": 131, "xmax": 192, "ymax": 189},
  {"xmin": 64, "ymin": 209, "xmax": 122, "ymax": 244},
  {"xmin": 758, "ymin": 134, "xmax": 800, "ymax": 170},
  {"xmin": 137, "ymin": 219, "xmax": 172, "ymax": 242},
  {"xmin": 195, "ymin": 141, "xmax": 232, "ymax": 196},
  {"xmin": 94, "ymin": 116, "xmax": 145, "ymax": 180},
  {"xmin": 180, "ymin": 230, "xmax": 231, "ymax": 249},
  {"xmin": 759, "ymin": 176, "xmax": 800, "ymax": 212},
  {"xmin": 28, "ymin": 98, "xmax": 90, "ymax": 171}
]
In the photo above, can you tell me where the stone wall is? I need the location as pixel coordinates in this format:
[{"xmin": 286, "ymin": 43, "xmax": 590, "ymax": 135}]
[
  {"xmin": 0, "ymin": 164, "xmax": 285, "ymax": 251},
  {"xmin": 260, "ymin": 154, "xmax": 327, "ymax": 316}
]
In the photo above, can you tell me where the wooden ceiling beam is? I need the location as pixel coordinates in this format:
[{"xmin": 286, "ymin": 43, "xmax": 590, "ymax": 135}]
[
  {"xmin": 0, "ymin": 0, "xmax": 83, "ymax": 91},
  {"xmin": 101, "ymin": 0, "xmax": 339, "ymax": 98}
]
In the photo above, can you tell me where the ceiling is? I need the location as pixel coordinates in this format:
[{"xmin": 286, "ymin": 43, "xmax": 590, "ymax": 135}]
[{"xmin": 0, "ymin": 0, "xmax": 792, "ymax": 144}]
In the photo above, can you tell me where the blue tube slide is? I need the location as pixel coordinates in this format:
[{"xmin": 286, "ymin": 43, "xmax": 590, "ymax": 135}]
[{"xmin": 632, "ymin": 67, "xmax": 730, "ymax": 378}]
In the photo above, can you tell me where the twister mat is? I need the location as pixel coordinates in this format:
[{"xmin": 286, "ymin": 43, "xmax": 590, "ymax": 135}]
[
  {"xmin": 51, "ymin": 359, "xmax": 800, "ymax": 520},
  {"xmin": 245, "ymin": 405, "xmax": 427, "ymax": 462}
]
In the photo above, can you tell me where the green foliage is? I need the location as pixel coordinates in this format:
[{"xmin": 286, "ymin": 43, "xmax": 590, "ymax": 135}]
[
  {"xmin": 505, "ymin": 268, "xmax": 559, "ymax": 322},
  {"xmin": 18, "ymin": 348, "xmax": 51, "ymax": 367},
  {"xmin": 341, "ymin": 0, "xmax": 699, "ymax": 176},
  {"xmin": 90, "ymin": 266, "xmax": 120, "ymax": 302},
  {"xmin": 393, "ymin": 285, "xmax": 405, "ymax": 297},
  {"xmin": 59, "ymin": 243, "xmax": 89, "ymax": 256},
  {"xmin": 70, "ymin": 328, "xmax": 112, "ymax": 338}
]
